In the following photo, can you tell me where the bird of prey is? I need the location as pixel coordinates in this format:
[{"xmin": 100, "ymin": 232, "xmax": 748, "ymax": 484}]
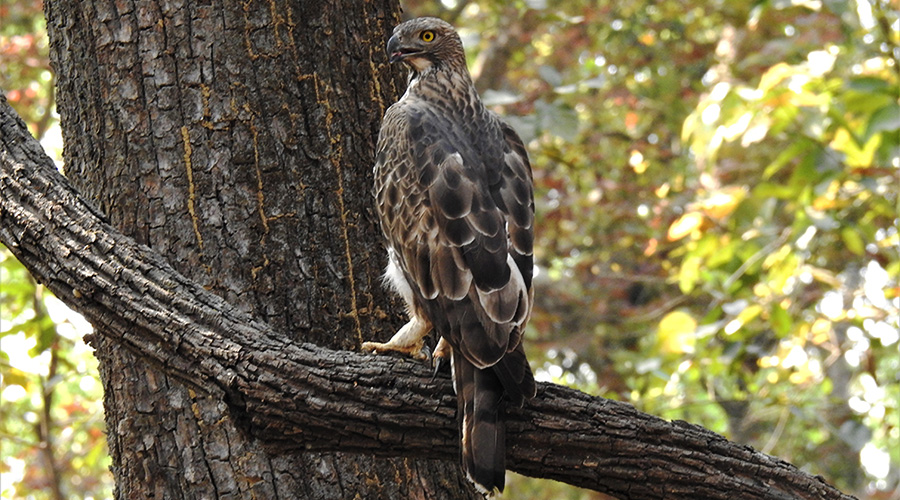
[{"xmin": 361, "ymin": 17, "xmax": 537, "ymax": 495}]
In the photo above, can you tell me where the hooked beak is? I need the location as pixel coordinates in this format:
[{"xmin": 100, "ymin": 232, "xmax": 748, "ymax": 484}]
[{"xmin": 387, "ymin": 34, "xmax": 418, "ymax": 64}]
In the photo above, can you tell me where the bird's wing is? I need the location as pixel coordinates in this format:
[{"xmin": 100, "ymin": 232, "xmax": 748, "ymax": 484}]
[
  {"xmin": 377, "ymin": 103, "xmax": 533, "ymax": 367},
  {"xmin": 375, "ymin": 99, "xmax": 537, "ymax": 494},
  {"xmin": 492, "ymin": 119, "xmax": 536, "ymax": 354}
]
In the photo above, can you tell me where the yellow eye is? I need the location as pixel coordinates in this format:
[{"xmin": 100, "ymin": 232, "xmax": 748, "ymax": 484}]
[{"xmin": 420, "ymin": 30, "xmax": 435, "ymax": 42}]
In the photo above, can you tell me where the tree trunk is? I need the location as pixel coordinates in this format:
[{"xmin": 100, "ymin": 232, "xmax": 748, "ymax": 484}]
[{"xmin": 42, "ymin": 0, "xmax": 480, "ymax": 497}]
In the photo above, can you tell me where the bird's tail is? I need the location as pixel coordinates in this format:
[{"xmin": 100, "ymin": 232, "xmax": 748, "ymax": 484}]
[{"xmin": 453, "ymin": 353, "xmax": 506, "ymax": 495}]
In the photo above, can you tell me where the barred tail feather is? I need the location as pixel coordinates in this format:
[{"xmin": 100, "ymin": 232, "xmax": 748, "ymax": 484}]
[{"xmin": 453, "ymin": 353, "xmax": 506, "ymax": 495}]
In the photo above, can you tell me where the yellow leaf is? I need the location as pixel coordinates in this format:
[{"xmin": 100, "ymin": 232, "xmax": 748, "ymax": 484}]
[
  {"xmin": 812, "ymin": 180, "xmax": 840, "ymax": 210},
  {"xmin": 803, "ymin": 265, "xmax": 842, "ymax": 288},
  {"xmin": 644, "ymin": 237, "xmax": 659, "ymax": 257},
  {"xmin": 759, "ymin": 62, "xmax": 794, "ymax": 93},
  {"xmin": 831, "ymin": 128, "xmax": 881, "ymax": 167},
  {"xmin": 762, "ymin": 244, "xmax": 792, "ymax": 270},
  {"xmin": 655, "ymin": 182, "xmax": 670, "ymax": 198},
  {"xmin": 810, "ymin": 319, "xmax": 832, "ymax": 345},
  {"xmin": 789, "ymin": 371, "xmax": 814, "ymax": 385},
  {"xmin": 629, "ymin": 149, "xmax": 648, "ymax": 174},
  {"xmin": 701, "ymin": 186, "xmax": 746, "ymax": 219},
  {"xmin": 736, "ymin": 304, "xmax": 763, "ymax": 326},
  {"xmin": 725, "ymin": 304, "xmax": 763, "ymax": 335},
  {"xmin": 667, "ymin": 212, "xmax": 704, "ymax": 241},
  {"xmin": 658, "ymin": 311, "xmax": 697, "ymax": 354},
  {"xmin": 790, "ymin": 90, "xmax": 827, "ymax": 107}
]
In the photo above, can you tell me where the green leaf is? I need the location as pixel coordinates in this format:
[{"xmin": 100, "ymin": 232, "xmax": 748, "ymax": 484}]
[
  {"xmin": 841, "ymin": 227, "xmax": 866, "ymax": 256},
  {"xmin": 770, "ymin": 302, "xmax": 792, "ymax": 337},
  {"xmin": 864, "ymin": 102, "xmax": 900, "ymax": 142},
  {"xmin": 678, "ymin": 255, "xmax": 702, "ymax": 293},
  {"xmin": 754, "ymin": 182, "xmax": 800, "ymax": 199},
  {"xmin": 535, "ymin": 100, "xmax": 579, "ymax": 142},
  {"xmin": 847, "ymin": 76, "xmax": 890, "ymax": 94},
  {"xmin": 763, "ymin": 139, "xmax": 814, "ymax": 179}
]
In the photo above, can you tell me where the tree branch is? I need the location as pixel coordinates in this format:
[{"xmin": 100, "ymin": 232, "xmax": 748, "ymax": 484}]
[{"xmin": 0, "ymin": 94, "xmax": 853, "ymax": 499}]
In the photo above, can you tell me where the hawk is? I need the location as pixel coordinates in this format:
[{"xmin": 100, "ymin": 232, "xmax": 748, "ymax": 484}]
[{"xmin": 361, "ymin": 17, "xmax": 537, "ymax": 495}]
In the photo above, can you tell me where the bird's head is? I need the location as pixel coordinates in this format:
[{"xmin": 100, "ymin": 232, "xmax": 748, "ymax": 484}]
[{"xmin": 387, "ymin": 17, "xmax": 466, "ymax": 73}]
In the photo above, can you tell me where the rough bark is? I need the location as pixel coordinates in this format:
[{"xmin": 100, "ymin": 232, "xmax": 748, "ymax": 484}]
[
  {"xmin": 1, "ymin": 93, "xmax": 856, "ymax": 500},
  {"xmin": 38, "ymin": 0, "xmax": 480, "ymax": 497}
]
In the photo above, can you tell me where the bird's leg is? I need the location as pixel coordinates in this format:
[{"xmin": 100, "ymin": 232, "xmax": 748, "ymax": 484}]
[
  {"xmin": 431, "ymin": 336, "xmax": 452, "ymax": 379},
  {"xmin": 362, "ymin": 314, "xmax": 431, "ymax": 361}
]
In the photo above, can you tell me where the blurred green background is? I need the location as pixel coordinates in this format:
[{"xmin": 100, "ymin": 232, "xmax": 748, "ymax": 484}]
[{"xmin": 2, "ymin": 0, "xmax": 898, "ymax": 498}]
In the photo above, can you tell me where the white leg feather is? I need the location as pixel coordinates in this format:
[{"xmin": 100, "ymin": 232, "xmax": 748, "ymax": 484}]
[
  {"xmin": 361, "ymin": 249, "xmax": 432, "ymax": 360},
  {"xmin": 361, "ymin": 314, "xmax": 430, "ymax": 360}
]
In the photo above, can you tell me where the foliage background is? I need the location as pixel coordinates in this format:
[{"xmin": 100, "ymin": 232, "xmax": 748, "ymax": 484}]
[
  {"xmin": 1, "ymin": 0, "xmax": 898, "ymax": 498},
  {"xmin": 2, "ymin": 0, "xmax": 113, "ymax": 498}
]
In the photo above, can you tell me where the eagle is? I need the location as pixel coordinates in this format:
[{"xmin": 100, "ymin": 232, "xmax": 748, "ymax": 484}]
[{"xmin": 361, "ymin": 17, "xmax": 537, "ymax": 495}]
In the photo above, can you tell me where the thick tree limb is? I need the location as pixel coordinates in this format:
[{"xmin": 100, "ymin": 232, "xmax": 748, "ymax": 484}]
[{"xmin": 0, "ymin": 95, "xmax": 853, "ymax": 499}]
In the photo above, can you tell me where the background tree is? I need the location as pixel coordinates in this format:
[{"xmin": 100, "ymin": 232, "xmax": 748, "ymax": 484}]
[
  {"xmin": 397, "ymin": 1, "xmax": 898, "ymax": 497},
  {"xmin": 2, "ymin": 0, "xmax": 898, "ymax": 499}
]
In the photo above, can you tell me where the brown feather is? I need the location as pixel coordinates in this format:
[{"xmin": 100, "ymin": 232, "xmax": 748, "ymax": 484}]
[{"xmin": 374, "ymin": 17, "xmax": 537, "ymax": 494}]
